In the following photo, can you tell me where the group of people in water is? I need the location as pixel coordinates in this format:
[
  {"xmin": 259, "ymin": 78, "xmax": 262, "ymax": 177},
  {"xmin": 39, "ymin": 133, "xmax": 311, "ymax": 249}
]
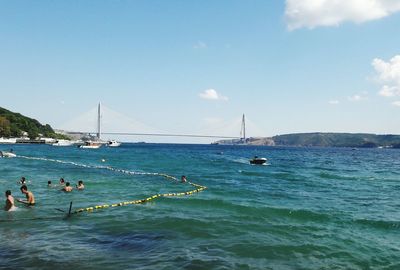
[
  {"xmin": 5, "ymin": 175, "xmax": 188, "ymax": 212},
  {"xmin": 5, "ymin": 185, "xmax": 35, "ymax": 211},
  {"xmin": 48, "ymin": 178, "xmax": 85, "ymax": 192},
  {"xmin": 4, "ymin": 176, "xmax": 85, "ymax": 211}
]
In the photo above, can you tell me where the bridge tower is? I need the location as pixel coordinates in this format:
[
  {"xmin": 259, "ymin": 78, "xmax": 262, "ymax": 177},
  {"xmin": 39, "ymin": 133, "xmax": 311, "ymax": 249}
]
[
  {"xmin": 240, "ymin": 113, "xmax": 246, "ymax": 142},
  {"xmin": 97, "ymin": 102, "xmax": 102, "ymax": 140}
]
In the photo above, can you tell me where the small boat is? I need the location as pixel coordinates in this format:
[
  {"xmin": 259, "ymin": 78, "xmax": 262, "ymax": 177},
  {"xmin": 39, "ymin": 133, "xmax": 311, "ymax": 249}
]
[
  {"xmin": 52, "ymin": 140, "xmax": 74, "ymax": 146},
  {"xmin": 79, "ymin": 141, "xmax": 101, "ymax": 149},
  {"xmin": 107, "ymin": 140, "xmax": 121, "ymax": 147},
  {"xmin": 249, "ymin": 156, "xmax": 267, "ymax": 165},
  {"xmin": 0, "ymin": 151, "xmax": 16, "ymax": 158},
  {"xmin": 0, "ymin": 138, "xmax": 17, "ymax": 144}
]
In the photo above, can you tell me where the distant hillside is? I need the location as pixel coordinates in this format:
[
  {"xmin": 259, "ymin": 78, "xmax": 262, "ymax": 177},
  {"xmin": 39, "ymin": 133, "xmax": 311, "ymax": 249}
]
[
  {"xmin": 0, "ymin": 106, "xmax": 68, "ymax": 139},
  {"xmin": 216, "ymin": 133, "xmax": 400, "ymax": 148},
  {"xmin": 272, "ymin": 133, "xmax": 400, "ymax": 148}
]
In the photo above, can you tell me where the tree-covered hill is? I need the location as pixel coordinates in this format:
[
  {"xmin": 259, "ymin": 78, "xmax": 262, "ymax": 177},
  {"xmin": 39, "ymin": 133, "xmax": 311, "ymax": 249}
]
[
  {"xmin": 216, "ymin": 132, "xmax": 400, "ymax": 148},
  {"xmin": 0, "ymin": 106, "xmax": 68, "ymax": 139},
  {"xmin": 272, "ymin": 133, "xmax": 400, "ymax": 148}
]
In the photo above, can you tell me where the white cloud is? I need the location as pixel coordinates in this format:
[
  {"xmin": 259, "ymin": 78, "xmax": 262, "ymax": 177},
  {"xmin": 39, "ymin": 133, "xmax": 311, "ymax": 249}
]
[
  {"xmin": 392, "ymin": 101, "xmax": 400, "ymax": 106},
  {"xmin": 193, "ymin": 41, "xmax": 207, "ymax": 49},
  {"xmin": 379, "ymin": 85, "xmax": 399, "ymax": 97},
  {"xmin": 372, "ymin": 55, "xmax": 400, "ymax": 97},
  {"xmin": 199, "ymin": 89, "xmax": 228, "ymax": 101},
  {"xmin": 285, "ymin": 0, "xmax": 400, "ymax": 30},
  {"xmin": 348, "ymin": 93, "xmax": 368, "ymax": 102},
  {"xmin": 328, "ymin": 100, "xmax": 339, "ymax": 105}
]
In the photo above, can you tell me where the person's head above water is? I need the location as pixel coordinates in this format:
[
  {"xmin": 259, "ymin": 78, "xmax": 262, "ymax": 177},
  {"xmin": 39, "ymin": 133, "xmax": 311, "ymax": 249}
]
[
  {"xmin": 20, "ymin": 185, "xmax": 28, "ymax": 192},
  {"xmin": 20, "ymin": 177, "xmax": 26, "ymax": 183},
  {"xmin": 60, "ymin": 178, "xmax": 65, "ymax": 183},
  {"xmin": 48, "ymin": 180, "xmax": 52, "ymax": 185},
  {"xmin": 66, "ymin": 182, "xmax": 70, "ymax": 187},
  {"xmin": 5, "ymin": 190, "xmax": 11, "ymax": 197},
  {"xmin": 78, "ymin": 180, "xmax": 83, "ymax": 185},
  {"xmin": 181, "ymin": 175, "xmax": 187, "ymax": 182}
]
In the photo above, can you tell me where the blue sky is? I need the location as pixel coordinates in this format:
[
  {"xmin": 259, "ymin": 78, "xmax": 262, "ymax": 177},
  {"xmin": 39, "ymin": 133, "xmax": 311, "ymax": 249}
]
[{"xmin": 1, "ymin": 0, "xmax": 400, "ymax": 142}]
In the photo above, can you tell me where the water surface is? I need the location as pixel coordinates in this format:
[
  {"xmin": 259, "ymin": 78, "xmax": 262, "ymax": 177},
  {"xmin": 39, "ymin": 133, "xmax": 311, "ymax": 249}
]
[{"xmin": 0, "ymin": 144, "xmax": 399, "ymax": 269}]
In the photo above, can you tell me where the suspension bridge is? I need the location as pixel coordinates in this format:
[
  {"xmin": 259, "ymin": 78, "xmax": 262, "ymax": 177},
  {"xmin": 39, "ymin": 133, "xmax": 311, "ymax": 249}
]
[{"xmin": 60, "ymin": 103, "xmax": 259, "ymax": 143}]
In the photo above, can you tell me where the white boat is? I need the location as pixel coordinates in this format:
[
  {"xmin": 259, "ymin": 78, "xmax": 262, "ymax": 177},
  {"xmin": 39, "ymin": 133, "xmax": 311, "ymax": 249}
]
[
  {"xmin": 249, "ymin": 156, "xmax": 267, "ymax": 165},
  {"xmin": 107, "ymin": 140, "xmax": 121, "ymax": 147},
  {"xmin": 79, "ymin": 141, "xmax": 101, "ymax": 149},
  {"xmin": 78, "ymin": 103, "xmax": 120, "ymax": 149},
  {"xmin": 0, "ymin": 137, "xmax": 17, "ymax": 144},
  {"xmin": 52, "ymin": 140, "xmax": 74, "ymax": 146},
  {"xmin": 0, "ymin": 151, "xmax": 16, "ymax": 158}
]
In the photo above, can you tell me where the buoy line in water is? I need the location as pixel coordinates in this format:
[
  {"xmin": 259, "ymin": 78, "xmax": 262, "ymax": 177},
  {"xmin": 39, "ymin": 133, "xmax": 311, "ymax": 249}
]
[{"xmin": 17, "ymin": 155, "xmax": 207, "ymax": 216}]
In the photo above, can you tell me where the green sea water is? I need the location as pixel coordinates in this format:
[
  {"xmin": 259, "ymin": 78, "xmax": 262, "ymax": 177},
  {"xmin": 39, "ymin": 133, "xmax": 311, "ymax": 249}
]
[{"xmin": 0, "ymin": 144, "xmax": 399, "ymax": 269}]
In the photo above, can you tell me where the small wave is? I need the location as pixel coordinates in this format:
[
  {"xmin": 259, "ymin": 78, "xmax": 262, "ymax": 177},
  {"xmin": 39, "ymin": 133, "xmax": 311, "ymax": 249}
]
[
  {"xmin": 353, "ymin": 218, "xmax": 400, "ymax": 230},
  {"xmin": 233, "ymin": 158, "xmax": 251, "ymax": 165},
  {"xmin": 6, "ymin": 206, "xmax": 19, "ymax": 212},
  {"xmin": 178, "ymin": 198, "xmax": 333, "ymax": 223},
  {"xmin": 225, "ymin": 242, "xmax": 332, "ymax": 259},
  {"xmin": 318, "ymin": 172, "xmax": 358, "ymax": 181},
  {"xmin": 268, "ymin": 207, "xmax": 333, "ymax": 223},
  {"xmin": 93, "ymin": 232, "xmax": 164, "ymax": 253},
  {"xmin": 238, "ymin": 170, "xmax": 269, "ymax": 177}
]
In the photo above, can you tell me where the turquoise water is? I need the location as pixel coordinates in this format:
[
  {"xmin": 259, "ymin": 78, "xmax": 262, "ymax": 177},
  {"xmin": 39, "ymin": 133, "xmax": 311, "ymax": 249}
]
[{"xmin": 0, "ymin": 144, "xmax": 399, "ymax": 269}]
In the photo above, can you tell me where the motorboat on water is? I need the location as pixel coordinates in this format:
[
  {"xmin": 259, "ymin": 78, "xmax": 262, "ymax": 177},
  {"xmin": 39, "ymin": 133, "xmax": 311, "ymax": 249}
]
[
  {"xmin": 0, "ymin": 151, "xmax": 16, "ymax": 158},
  {"xmin": 52, "ymin": 140, "xmax": 74, "ymax": 146},
  {"xmin": 107, "ymin": 140, "xmax": 121, "ymax": 147},
  {"xmin": 79, "ymin": 141, "xmax": 102, "ymax": 149},
  {"xmin": 249, "ymin": 156, "xmax": 267, "ymax": 165}
]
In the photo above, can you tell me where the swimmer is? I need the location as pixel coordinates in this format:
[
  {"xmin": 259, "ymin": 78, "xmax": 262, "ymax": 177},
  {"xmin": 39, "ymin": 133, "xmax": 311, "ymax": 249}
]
[
  {"xmin": 76, "ymin": 180, "xmax": 84, "ymax": 190},
  {"xmin": 17, "ymin": 185, "xmax": 35, "ymax": 206},
  {"xmin": 63, "ymin": 182, "xmax": 73, "ymax": 192},
  {"xmin": 47, "ymin": 180, "xmax": 52, "ymax": 187},
  {"xmin": 59, "ymin": 178, "xmax": 65, "ymax": 186},
  {"xmin": 19, "ymin": 177, "xmax": 26, "ymax": 185},
  {"xmin": 4, "ymin": 190, "xmax": 16, "ymax": 211},
  {"xmin": 181, "ymin": 175, "xmax": 187, "ymax": 183}
]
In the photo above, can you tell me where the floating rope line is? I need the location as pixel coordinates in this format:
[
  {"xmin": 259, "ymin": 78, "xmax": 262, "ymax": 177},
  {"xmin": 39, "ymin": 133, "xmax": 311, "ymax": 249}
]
[
  {"xmin": 18, "ymin": 155, "xmax": 155, "ymax": 176},
  {"xmin": 17, "ymin": 155, "xmax": 207, "ymax": 215},
  {"xmin": 73, "ymin": 182, "xmax": 206, "ymax": 214}
]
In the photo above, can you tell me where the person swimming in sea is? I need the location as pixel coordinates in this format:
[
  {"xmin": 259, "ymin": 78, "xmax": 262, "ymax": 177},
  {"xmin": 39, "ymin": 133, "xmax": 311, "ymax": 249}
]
[
  {"xmin": 48, "ymin": 180, "xmax": 52, "ymax": 187},
  {"xmin": 181, "ymin": 175, "xmax": 187, "ymax": 183},
  {"xmin": 63, "ymin": 182, "xmax": 73, "ymax": 192},
  {"xmin": 17, "ymin": 185, "xmax": 35, "ymax": 206},
  {"xmin": 59, "ymin": 178, "xmax": 65, "ymax": 186},
  {"xmin": 4, "ymin": 190, "xmax": 17, "ymax": 211},
  {"xmin": 19, "ymin": 177, "xmax": 26, "ymax": 185},
  {"xmin": 76, "ymin": 180, "xmax": 84, "ymax": 190}
]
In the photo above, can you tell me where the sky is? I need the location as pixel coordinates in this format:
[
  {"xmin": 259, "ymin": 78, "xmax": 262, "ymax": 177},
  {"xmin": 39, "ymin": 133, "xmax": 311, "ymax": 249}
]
[{"xmin": 1, "ymin": 0, "xmax": 400, "ymax": 143}]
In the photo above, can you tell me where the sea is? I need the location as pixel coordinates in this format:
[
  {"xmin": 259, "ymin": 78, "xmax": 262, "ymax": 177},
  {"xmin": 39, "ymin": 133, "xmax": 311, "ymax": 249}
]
[{"xmin": 0, "ymin": 143, "xmax": 399, "ymax": 270}]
